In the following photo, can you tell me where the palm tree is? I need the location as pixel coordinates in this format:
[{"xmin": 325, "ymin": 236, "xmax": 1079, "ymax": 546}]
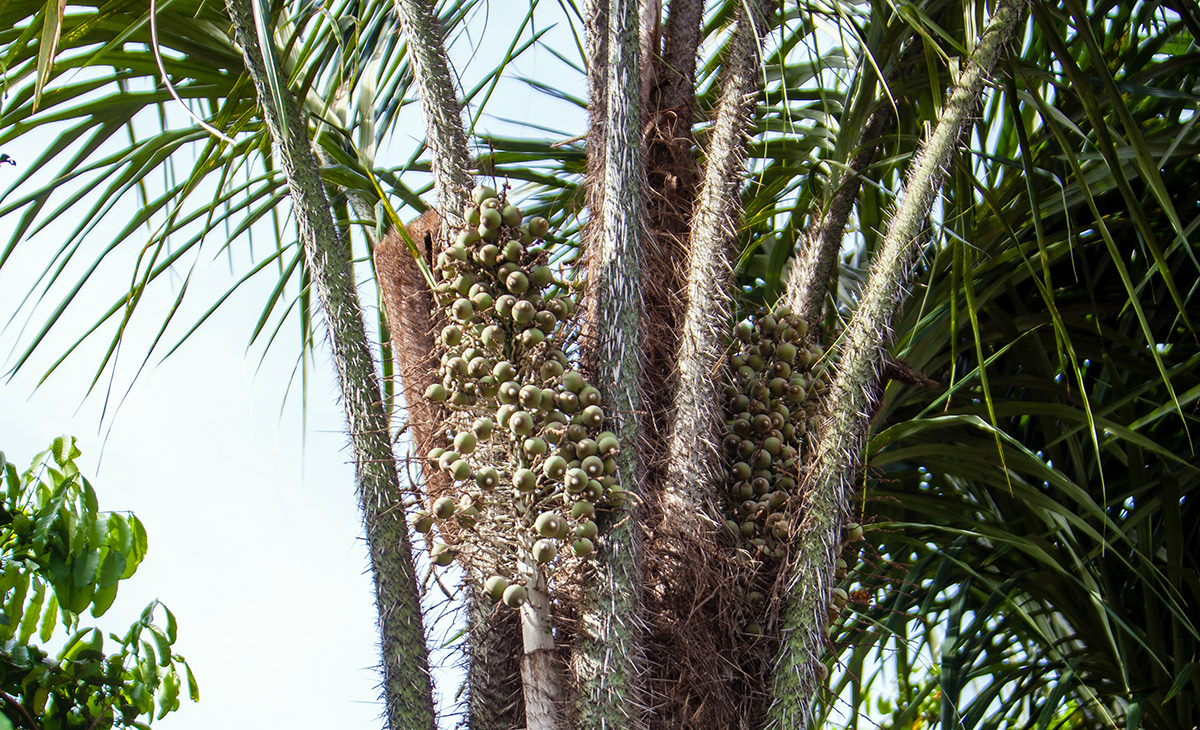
[{"xmin": 1, "ymin": 2, "xmax": 1196, "ymax": 730}]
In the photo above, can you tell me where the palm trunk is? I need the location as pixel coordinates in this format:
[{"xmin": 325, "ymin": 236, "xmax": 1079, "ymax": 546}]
[
  {"xmin": 637, "ymin": 0, "xmax": 704, "ymax": 499},
  {"xmin": 224, "ymin": 2, "xmax": 436, "ymax": 727},
  {"xmin": 783, "ymin": 22, "xmax": 937, "ymax": 324},
  {"xmin": 576, "ymin": 1, "xmax": 648, "ymax": 728},
  {"xmin": 649, "ymin": 4, "xmax": 772, "ymax": 725},
  {"xmin": 660, "ymin": 0, "xmax": 769, "ymax": 548},
  {"xmin": 390, "ymin": 0, "xmax": 472, "ymax": 228},
  {"xmin": 385, "ymin": 6, "xmax": 547, "ymax": 729},
  {"xmin": 766, "ymin": 3, "xmax": 1025, "ymax": 727},
  {"xmin": 517, "ymin": 549, "xmax": 562, "ymax": 730}
]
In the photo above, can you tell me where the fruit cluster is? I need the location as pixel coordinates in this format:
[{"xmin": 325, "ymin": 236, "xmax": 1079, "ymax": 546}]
[
  {"xmin": 414, "ymin": 186, "xmax": 621, "ymax": 608},
  {"xmin": 720, "ymin": 305, "xmax": 827, "ymax": 563}
]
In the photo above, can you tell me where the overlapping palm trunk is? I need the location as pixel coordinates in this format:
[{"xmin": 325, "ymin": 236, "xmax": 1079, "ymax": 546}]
[
  {"xmin": 660, "ymin": 0, "xmax": 770, "ymax": 562},
  {"xmin": 388, "ymin": 2, "xmax": 546, "ymax": 728},
  {"xmin": 648, "ymin": 3, "xmax": 774, "ymax": 724},
  {"xmin": 767, "ymin": 2, "xmax": 1026, "ymax": 726},
  {"xmin": 784, "ymin": 21, "xmax": 938, "ymax": 324},
  {"xmin": 636, "ymin": 0, "xmax": 704, "ymax": 491},
  {"xmin": 576, "ymin": 0, "xmax": 649, "ymax": 727},
  {"xmin": 223, "ymin": 1, "xmax": 436, "ymax": 727}
]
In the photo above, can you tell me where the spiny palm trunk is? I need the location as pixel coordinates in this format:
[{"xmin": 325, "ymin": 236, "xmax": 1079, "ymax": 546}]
[
  {"xmin": 636, "ymin": 0, "xmax": 704, "ymax": 490},
  {"xmin": 784, "ymin": 19, "xmax": 941, "ymax": 323},
  {"xmin": 224, "ymin": 1, "xmax": 435, "ymax": 727},
  {"xmin": 767, "ymin": 3, "xmax": 1025, "ymax": 727},
  {"xmin": 649, "ymin": 3, "xmax": 774, "ymax": 726},
  {"xmin": 390, "ymin": 0, "xmax": 471, "ymax": 228},
  {"xmin": 660, "ymin": 0, "xmax": 770, "ymax": 558},
  {"xmin": 576, "ymin": 1, "xmax": 648, "ymax": 728}
]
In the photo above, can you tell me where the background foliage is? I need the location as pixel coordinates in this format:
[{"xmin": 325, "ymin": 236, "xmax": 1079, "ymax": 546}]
[{"xmin": 0, "ymin": 437, "xmax": 195, "ymax": 729}]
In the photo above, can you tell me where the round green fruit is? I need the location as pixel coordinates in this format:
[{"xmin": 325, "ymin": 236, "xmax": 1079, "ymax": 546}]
[
  {"xmin": 480, "ymin": 208, "xmax": 502, "ymax": 231},
  {"xmin": 450, "ymin": 459, "xmax": 472, "ymax": 482},
  {"xmin": 572, "ymin": 538, "xmax": 595, "ymax": 557},
  {"xmin": 581, "ymin": 405, "xmax": 604, "ymax": 428},
  {"xmin": 564, "ymin": 468, "xmax": 588, "ymax": 493},
  {"xmin": 513, "ymin": 468, "xmax": 537, "ymax": 492},
  {"xmin": 441, "ymin": 325, "xmax": 462, "ymax": 346},
  {"xmin": 521, "ymin": 328, "xmax": 546, "ymax": 347},
  {"xmin": 506, "ymin": 271, "xmax": 530, "ymax": 295},
  {"xmin": 582, "ymin": 455, "xmax": 605, "ymax": 478},
  {"xmin": 578, "ymin": 386, "xmax": 601, "ymax": 407},
  {"xmin": 597, "ymin": 434, "xmax": 619, "ymax": 456},
  {"xmin": 535, "ymin": 511, "xmax": 563, "ymax": 537},
  {"xmin": 431, "ymin": 542, "xmax": 456, "ymax": 566},
  {"xmin": 509, "ymin": 411, "xmax": 534, "ymax": 436},
  {"xmin": 846, "ymin": 522, "xmax": 864, "ymax": 542},
  {"xmin": 502, "ymin": 205, "xmax": 523, "ymax": 227},
  {"xmin": 502, "ymin": 584, "xmax": 528, "ymax": 608},
  {"xmin": 537, "ymin": 456, "xmax": 566, "ymax": 483},
  {"xmin": 454, "ymin": 431, "xmax": 477, "ymax": 453},
  {"xmin": 411, "ymin": 511, "xmax": 434, "ymax": 533},
  {"xmin": 533, "ymin": 538, "xmax": 558, "ymax": 563},
  {"xmin": 562, "ymin": 371, "xmax": 585, "ymax": 392},
  {"xmin": 472, "ymin": 185, "xmax": 497, "ymax": 205},
  {"xmin": 528, "ymin": 216, "xmax": 550, "ymax": 238},
  {"xmin": 530, "ymin": 265, "xmax": 553, "ymax": 287},
  {"xmin": 472, "ymin": 417, "xmax": 494, "ymax": 439},
  {"xmin": 475, "ymin": 466, "xmax": 500, "ymax": 491},
  {"xmin": 484, "ymin": 575, "xmax": 509, "ymax": 601},
  {"xmin": 512, "ymin": 299, "xmax": 536, "ymax": 324},
  {"xmin": 493, "ymin": 361, "xmax": 517, "ymax": 381}
]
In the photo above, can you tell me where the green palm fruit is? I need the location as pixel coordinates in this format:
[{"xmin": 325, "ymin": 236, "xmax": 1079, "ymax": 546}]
[
  {"xmin": 533, "ymin": 538, "xmax": 557, "ymax": 563},
  {"xmin": 535, "ymin": 512, "xmax": 563, "ymax": 537},
  {"xmin": 431, "ymin": 542, "xmax": 456, "ymax": 566},
  {"xmin": 484, "ymin": 575, "xmax": 509, "ymax": 601},
  {"xmin": 502, "ymin": 584, "xmax": 527, "ymax": 608}
]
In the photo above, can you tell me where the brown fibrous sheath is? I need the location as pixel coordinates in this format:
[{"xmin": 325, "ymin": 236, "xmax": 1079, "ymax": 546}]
[{"xmin": 374, "ymin": 208, "xmax": 445, "ymax": 461}]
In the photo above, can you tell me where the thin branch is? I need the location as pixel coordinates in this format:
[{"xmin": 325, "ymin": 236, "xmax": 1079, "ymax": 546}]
[{"xmin": 1, "ymin": 690, "xmax": 41, "ymax": 729}]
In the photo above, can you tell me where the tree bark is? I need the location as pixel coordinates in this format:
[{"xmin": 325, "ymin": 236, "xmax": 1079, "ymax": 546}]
[
  {"xmin": 636, "ymin": 0, "xmax": 703, "ymax": 503},
  {"xmin": 767, "ymin": 3, "xmax": 1025, "ymax": 727},
  {"xmin": 224, "ymin": 2, "xmax": 436, "ymax": 728}
]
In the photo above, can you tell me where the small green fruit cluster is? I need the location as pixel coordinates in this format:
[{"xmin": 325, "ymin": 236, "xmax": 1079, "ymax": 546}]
[
  {"xmin": 720, "ymin": 305, "xmax": 827, "ymax": 562},
  {"xmin": 418, "ymin": 185, "xmax": 619, "ymax": 607}
]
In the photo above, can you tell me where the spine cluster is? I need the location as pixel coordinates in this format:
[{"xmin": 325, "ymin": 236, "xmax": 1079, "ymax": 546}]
[{"xmin": 415, "ymin": 186, "xmax": 621, "ymax": 608}]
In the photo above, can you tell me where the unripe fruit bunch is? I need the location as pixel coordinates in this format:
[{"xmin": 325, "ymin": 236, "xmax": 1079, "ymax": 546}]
[
  {"xmin": 418, "ymin": 185, "xmax": 620, "ymax": 607},
  {"xmin": 719, "ymin": 304, "xmax": 829, "ymax": 564}
]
